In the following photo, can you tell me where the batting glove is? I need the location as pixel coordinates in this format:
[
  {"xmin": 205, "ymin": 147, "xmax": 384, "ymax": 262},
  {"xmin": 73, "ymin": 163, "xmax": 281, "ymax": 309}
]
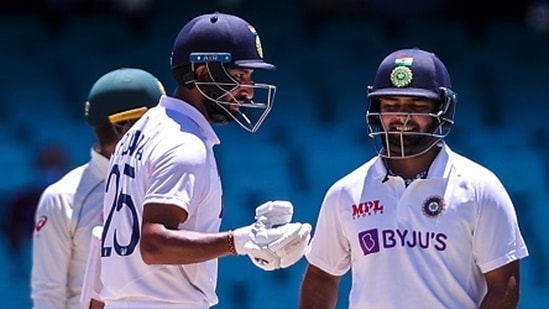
[
  {"xmin": 248, "ymin": 222, "xmax": 310, "ymax": 271},
  {"xmin": 254, "ymin": 200, "xmax": 294, "ymax": 228},
  {"xmin": 272, "ymin": 222, "xmax": 311, "ymax": 269},
  {"xmin": 232, "ymin": 222, "xmax": 263, "ymax": 256},
  {"xmin": 232, "ymin": 199, "xmax": 293, "ymax": 258}
]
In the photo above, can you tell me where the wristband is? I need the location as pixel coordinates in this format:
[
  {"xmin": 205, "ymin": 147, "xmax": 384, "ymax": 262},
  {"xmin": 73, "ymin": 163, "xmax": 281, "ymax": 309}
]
[{"xmin": 227, "ymin": 230, "xmax": 236, "ymax": 255}]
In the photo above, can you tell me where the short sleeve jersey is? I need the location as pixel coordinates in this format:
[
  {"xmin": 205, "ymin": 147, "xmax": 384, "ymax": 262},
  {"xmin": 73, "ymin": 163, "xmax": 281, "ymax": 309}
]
[
  {"xmin": 32, "ymin": 148, "xmax": 108, "ymax": 309},
  {"xmin": 305, "ymin": 144, "xmax": 529, "ymax": 309},
  {"xmin": 100, "ymin": 96, "xmax": 222, "ymax": 308}
]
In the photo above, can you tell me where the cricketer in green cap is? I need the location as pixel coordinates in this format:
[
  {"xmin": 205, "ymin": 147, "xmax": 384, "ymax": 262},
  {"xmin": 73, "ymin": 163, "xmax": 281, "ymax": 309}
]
[
  {"xmin": 85, "ymin": 67, "xmax": 166, "ymax": 127},
  {"xmin": 31, "ymin": 67, "xmax": 166, "ymax": 309}
]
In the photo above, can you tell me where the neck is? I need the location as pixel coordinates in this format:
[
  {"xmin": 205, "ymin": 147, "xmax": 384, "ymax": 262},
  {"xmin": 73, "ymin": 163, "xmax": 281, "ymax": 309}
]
[
  {"xmin": 385, "ymin": 146, "xmax": 440, "ymax": 179},
  {"xmin": 93, "ymin": 143, "xmax": 113, "ymax": 160},
  {"xmin": 174, "ymin": 86, "xmax": 210, "ymax": 121}
]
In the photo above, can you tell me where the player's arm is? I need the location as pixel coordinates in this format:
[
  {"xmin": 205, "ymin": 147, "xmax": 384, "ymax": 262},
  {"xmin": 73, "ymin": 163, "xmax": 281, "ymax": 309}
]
[
  {"xmin": 140, "ymin": 203, "xmax": 233, "ymax": 264},
  {"xmin": 299, "ymin": 264, "xmax": 341, "ymax": 309},
  {"xmin": 31, "ymin": 188, "xmax": 72, "ymax": 308},
  {"xmin": 80, "ymin": 226, "xmax": 104, "ymax": 309},
  {"xmin": 479, "ymin": 260, "xmax": 520, "ymax": 309},
  {"xmin": 140, "ymin": 201, "xmax": 310, "ymax": 269}
]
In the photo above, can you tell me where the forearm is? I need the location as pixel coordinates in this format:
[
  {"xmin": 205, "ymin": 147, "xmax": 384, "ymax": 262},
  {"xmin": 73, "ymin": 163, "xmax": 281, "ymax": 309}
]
[{"xmin": 140, "ymin": 223, "xmax": 232, "ymax": 264}]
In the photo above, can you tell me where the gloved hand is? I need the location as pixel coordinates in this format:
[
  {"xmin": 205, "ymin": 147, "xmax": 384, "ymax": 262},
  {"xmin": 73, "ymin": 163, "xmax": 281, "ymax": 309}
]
[
  {"xmin": 234, "ymin": 200, "xmax": 310, "ymax": 271},
  {"xmin": 232, "ymin": 200, "xmax": 293, "ymax": 257},
  {"xmin": 254, "ymin": 200, "xmax": 294, "ymax": 228},
  {"xmin": 232, "ymin": 221, "xmax": 263, "ymax": 256},
  {"xmin": 272, "ymin": 222, "xmax": 311, "ymax": 269},
  {"xmin": 250, "ymin": 222, "xmax": 312, "ymax": 271}
]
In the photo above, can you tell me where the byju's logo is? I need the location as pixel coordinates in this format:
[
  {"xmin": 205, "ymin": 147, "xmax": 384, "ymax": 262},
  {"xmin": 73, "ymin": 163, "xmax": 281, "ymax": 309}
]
[
  {"xmin": 358, "ymin": 228, "xmax": 448, "ymax": 256},
  {"xmin": 358, "ymin": 229, "xmax": 380, "ymax": 255},
  {"xmin": 352, "ymin": 200, "xmax": 384, "ymax": 219}
]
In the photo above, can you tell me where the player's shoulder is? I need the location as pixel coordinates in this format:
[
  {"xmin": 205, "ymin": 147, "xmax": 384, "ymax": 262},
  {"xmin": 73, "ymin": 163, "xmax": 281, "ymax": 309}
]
[
  {"xmin": 42, "ymin": 163, "xmax": 89, "ymax": 197},
  {"xmin": 447, "ymin": 148, "xmax": 501, "ymax": 181},
  {"xmin": 149, "ymin": 128, "xmax": 211, "ymax": 165},
  {"xmin": 449, "ymin": 149, "xmax": 485, "ymax": 170}
]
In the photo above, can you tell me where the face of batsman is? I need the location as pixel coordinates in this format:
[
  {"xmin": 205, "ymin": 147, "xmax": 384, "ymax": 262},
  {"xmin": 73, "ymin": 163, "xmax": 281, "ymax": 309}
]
[
  {"xmin": 376, "ymin": 96, "xmax": 440, "ymax": 158},
  {"xmin": 195, "ymin": 63, "xmax": 276, "ymax": 132},
  {"xmin": 366, "ymin": 88, "xmax": 456, "ymax": 159}
]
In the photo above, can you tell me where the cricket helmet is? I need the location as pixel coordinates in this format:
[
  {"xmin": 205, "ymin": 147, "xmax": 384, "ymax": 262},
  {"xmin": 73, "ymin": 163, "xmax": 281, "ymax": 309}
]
[
  {"xmin": 170, "ymin": 12, "xmax": 276, "ymax": 133},
  {"xmin": 85, "ymin": 68, "xmax": 165, "ymax": 127},
  {"xmin": 366, "ymin": 48, "xmax": 457, "ymax": 158}
]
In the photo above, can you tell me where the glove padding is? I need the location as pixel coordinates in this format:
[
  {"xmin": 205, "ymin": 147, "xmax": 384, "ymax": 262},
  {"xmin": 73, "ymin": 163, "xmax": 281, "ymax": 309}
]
[
  {"xmin": 255, "ymin": 200, "xmax": 293, "ymax": 228},
  {"xmin": 233, "ymin": 222, "xmax": 264, "ymax": 256},
  {"xmin": 271, "ymin": 222, "xmax": 311, "ymax": 269},
  {"xmin": 249, "ymin": 222, "xmax": 312, "ymax": 271},
  {"xmin": 233, "ymin": 200, "xmax": 309, "ymax": 271},
  {"xmin": 233, "ymin": 221, "xmax": 301, "ymax": 258}
]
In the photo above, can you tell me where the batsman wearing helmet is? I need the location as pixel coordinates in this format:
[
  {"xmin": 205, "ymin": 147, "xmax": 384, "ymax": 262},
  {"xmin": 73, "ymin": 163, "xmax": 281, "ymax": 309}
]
[
  {"xmin": 299, "ymin": 48, "xmax": 529, "ymax": 309},
  {"xmin": 98, "ymin": 12, "xmax": 311, "ymax": 309},
  {"xmin": 31, "ymin": 67, "xmax": 165, "ymax": 309}
]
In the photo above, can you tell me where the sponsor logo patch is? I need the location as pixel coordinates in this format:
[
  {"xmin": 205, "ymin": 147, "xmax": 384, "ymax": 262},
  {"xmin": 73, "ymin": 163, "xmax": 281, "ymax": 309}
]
[
  {"xmin": 358, "ymin": 228, "xmax": 447, "ymax": 256},
  {"xmin": 35, "ymin": 215, "xmax": 48, "ymax": 232},
  {"xmin": 352, "ymin": 200, "xmax": 384, "ymax": 219}
]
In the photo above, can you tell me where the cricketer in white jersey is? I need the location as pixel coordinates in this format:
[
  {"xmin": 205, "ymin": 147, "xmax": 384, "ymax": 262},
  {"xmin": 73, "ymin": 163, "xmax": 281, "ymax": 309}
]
[
  {"xmin": 31, "ymin": 67, "xmax": 164, "ymax": 309},
  {"xmin": 305, "ymin": 143, "xmax": 529, "ymax": 308},
  {"xmin": 299, "ymin": 48, "xmax": 528, "ymax": 308},
  {"xmin": 100, "ymin": 96, "xmax": 222, "ymax": 308},
  {"xmin": 32, "ymin": 148, "xmax": 107, "ymax": 309},
  {"xmin": 97, "ymin": 12, "xmax": 312, "ymax": 309}
]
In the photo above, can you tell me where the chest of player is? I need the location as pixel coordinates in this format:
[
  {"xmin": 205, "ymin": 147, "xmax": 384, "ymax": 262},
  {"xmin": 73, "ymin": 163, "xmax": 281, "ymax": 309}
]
[{"xmin": 342, "ymin": 176, "xmax": 477, "ymax": 252}]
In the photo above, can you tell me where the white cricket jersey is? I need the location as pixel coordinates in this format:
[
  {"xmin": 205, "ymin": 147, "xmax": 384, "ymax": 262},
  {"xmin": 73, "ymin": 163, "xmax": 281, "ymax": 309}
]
[
  {"xmin": 306, "ymin": 144, "xmax": 529, "ymax": 309},
  {"xmin": 31, "ymin": 148, "xmax": 109, "ymax": 309},
  {"xmin": 100, "ymin": 95, "xmax": 222, "ymax": 308}
]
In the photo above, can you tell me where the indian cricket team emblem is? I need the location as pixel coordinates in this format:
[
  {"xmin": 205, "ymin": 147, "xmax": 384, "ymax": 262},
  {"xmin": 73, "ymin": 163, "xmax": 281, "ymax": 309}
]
[
  {"xmin": 422, "ymin": 195, "xmax": 445, "ymax": 218},
  {"xmin": 390, "ymin": 66, "xmax": 413, "ymax": 88},
  {"xmin": 248, "ymin": 25, "xmax": 264, "ymax": 59}
]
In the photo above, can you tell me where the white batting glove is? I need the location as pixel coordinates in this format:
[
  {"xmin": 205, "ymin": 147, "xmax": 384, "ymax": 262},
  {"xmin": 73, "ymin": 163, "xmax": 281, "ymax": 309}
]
[
  {"xmin": 248, "ymin": 222, "xmax": 310, "ymax": 271},
  {"xmin": 232, "ymin": 222, "xmax": 263, "ymax": 256},
  {"xmin": 233, "ymin": 222, "xmax": 289, "ymax": 271},
  {"xmin": 254, "ymin": 200, "xmax": 293, "ymax": 228},
  {"xmin": 273, "ymin": 223, "xmax": 311, "ymax": 269}
]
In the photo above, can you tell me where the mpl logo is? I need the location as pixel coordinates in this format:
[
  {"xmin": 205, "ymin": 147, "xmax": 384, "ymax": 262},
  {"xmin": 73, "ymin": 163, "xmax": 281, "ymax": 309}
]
[
  {"xmin": 358, "ymin": 228, "xmax": 448, "ymax": 256},
  {"xmin": 352, "ymin": 200, "xmax": 384, "ymax": 219}
]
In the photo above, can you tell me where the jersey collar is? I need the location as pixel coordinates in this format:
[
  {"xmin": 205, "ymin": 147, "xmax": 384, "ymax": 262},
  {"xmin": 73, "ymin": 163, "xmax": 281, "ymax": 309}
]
[
  {"xmin": 158, "ymin": 95, "xmax": 220, "ymax": 146},
  {"xmin": 373, "ymin": 142, "xmax": 453, "ymax": 182},
  {"xmin": 89, "ymin": 146, "xmax": 110, "ymax": 180}
]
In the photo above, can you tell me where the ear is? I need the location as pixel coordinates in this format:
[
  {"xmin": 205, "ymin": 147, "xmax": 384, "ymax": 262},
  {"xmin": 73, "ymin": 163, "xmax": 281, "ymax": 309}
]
[{"xmin": 194, "ymin": 65, "xmax": 210, "ymax": 81}]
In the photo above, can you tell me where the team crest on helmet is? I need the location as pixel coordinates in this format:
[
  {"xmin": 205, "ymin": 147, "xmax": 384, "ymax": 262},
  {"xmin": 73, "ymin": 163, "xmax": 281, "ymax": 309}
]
[
  {"xmin": 248, "ymin": 25, "xmax": 264, "ymax": 59},
  {"xmin": 390, "ymin": 66, "xmax": 413, "ymax": 88},
  {"xmin": 422, "ymin": 195, "xmax": 445, "ymax": 218}
]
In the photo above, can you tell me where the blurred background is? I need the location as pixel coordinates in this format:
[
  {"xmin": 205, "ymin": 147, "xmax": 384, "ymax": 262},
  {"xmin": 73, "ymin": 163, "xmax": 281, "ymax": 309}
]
[{"xmin": 0, "ymin": 0, "xmax": 548, "ymax": 308}]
